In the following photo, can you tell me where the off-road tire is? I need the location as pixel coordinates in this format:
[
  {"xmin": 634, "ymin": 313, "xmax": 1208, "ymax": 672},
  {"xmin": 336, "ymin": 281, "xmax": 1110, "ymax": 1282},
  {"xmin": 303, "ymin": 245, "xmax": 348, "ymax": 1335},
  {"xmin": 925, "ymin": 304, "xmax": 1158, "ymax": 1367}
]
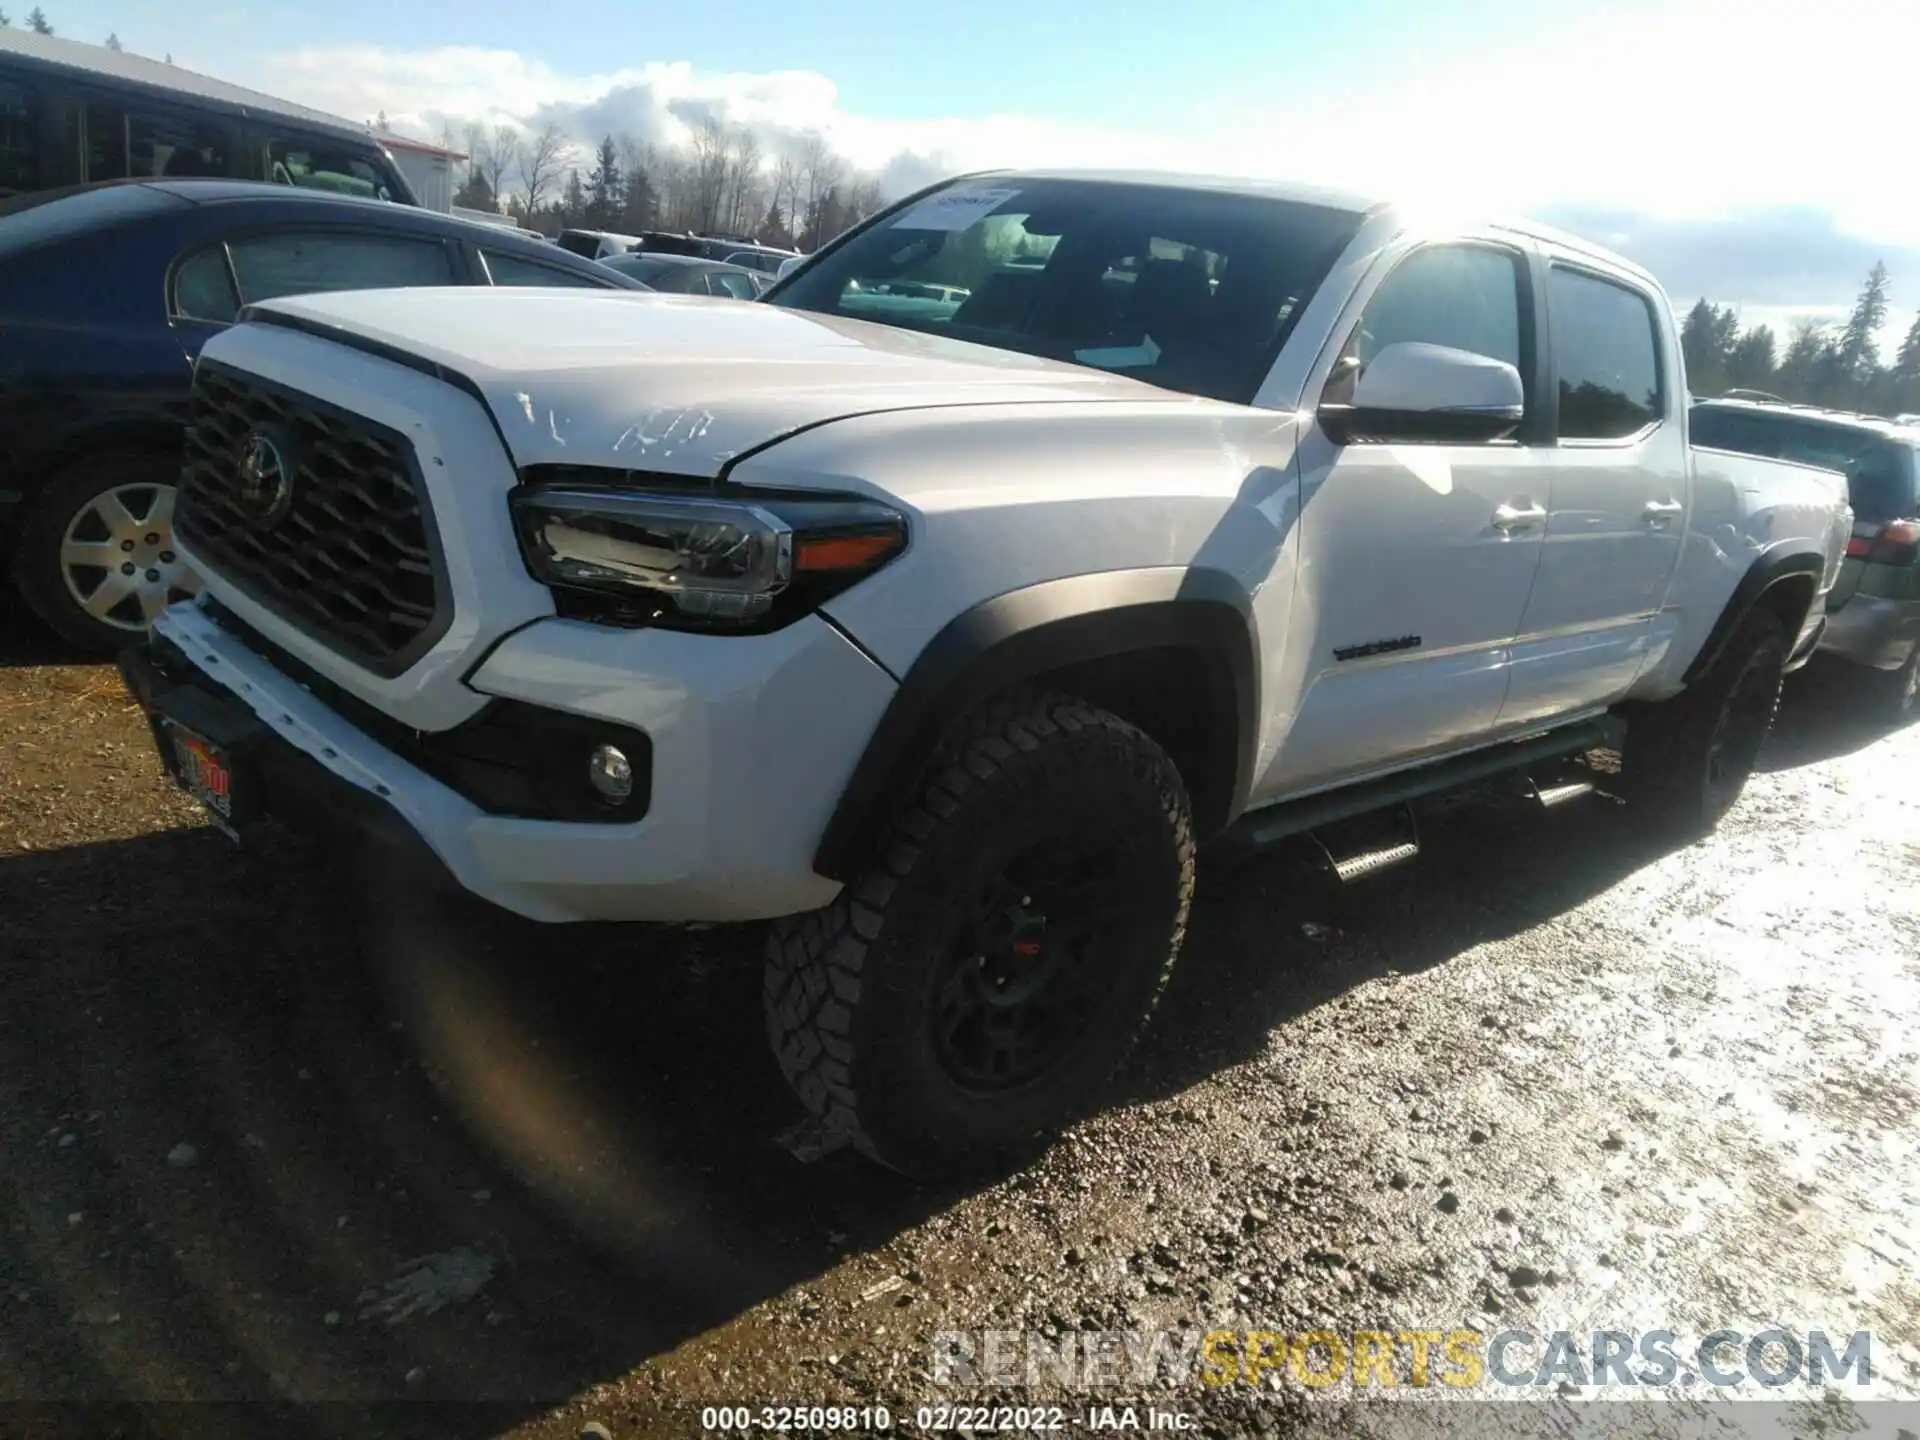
[
  {"xmin": 764, "ymin": 693, "xmax": 1195, "ymax": 1178},
  {"xmin": 12, "ymin": 450, "xmax": 185, "ymax": 655},
  {"xmin": 1622, "ymin": 608, "xmax": 1787, "ymax": 835}
]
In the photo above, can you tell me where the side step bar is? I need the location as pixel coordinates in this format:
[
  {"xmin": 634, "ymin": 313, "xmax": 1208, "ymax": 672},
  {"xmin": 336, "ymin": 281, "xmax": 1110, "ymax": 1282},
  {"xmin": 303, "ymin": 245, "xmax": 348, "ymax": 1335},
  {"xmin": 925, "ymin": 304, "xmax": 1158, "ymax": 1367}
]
[
  {"xmin": 1217, "ymin": 715, "xmax": 1624, "ymax": 863},
  {"xmin": 1533, "ymin": 779, "xmax": 1595, "ymax": 808}
]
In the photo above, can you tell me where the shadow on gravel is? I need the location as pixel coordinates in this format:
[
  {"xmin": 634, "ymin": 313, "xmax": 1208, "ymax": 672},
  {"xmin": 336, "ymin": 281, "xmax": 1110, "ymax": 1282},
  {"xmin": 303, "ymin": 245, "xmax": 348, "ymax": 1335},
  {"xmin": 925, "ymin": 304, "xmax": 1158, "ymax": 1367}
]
[
  {"xmin": 0, "ymin": 603, "xmax": 81, "ymax": 669},
  {"xmin": 1, "ymin": 651, "xmax": 1889, "ymax": 1432},
  {"xmin": 1762, "ymin": 659, "xmax": 1905, "ymax": 771},
  {"xmin": 0, "ymin": 822, "xmax": 974, "ymax": 1427},
  {"xmin": 0, "ymin": 777, "xmax": 1687, "ymax": 1432}
]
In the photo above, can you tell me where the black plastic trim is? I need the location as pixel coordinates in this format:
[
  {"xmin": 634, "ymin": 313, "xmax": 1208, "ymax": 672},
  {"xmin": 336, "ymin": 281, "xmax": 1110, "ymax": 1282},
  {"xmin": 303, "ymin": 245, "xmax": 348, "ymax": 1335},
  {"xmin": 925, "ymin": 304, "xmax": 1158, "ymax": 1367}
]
[
  {"xmin": 812, "ymin": 567, "xmax": 1257, "ymax": 883},
  {"xmin": 1682, "ymin": 548, "xmax": 1827, "ymax": 685},
  {"xmin": 198, "ymin": 600, "xmax": 651, "ymax": 823},
  {"xmin": 179, "ymin": 359, "xmax": 455, "ymax": 678}
]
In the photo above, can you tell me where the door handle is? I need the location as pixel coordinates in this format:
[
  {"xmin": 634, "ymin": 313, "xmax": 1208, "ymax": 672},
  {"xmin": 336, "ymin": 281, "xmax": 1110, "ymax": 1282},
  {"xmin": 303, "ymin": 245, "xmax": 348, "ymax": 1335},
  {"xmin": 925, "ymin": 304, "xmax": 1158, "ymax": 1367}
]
[
  {"xmin": 1643, "ymin": 499, "xmax": 1684, "ymax": 524},
  {"xmin": 1492, "ymin": 502, "xmax": 1547, "ymax": 531}
]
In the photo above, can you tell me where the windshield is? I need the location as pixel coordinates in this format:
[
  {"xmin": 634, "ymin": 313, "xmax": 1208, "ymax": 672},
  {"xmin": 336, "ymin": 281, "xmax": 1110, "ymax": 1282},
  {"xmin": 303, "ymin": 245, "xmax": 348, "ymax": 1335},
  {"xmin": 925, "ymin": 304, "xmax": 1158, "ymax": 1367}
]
[
  {"xmin": 768, "ymin": 177, "xmax": 1362, "ymax": 404},
  {"xmin": 268, "ymin": 139, "xmax": 399, "ymax": 202}
]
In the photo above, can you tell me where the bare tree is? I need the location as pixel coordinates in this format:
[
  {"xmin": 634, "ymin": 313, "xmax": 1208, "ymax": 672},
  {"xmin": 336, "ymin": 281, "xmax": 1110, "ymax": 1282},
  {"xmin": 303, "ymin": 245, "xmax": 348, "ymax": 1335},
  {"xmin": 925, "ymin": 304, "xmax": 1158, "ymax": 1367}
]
[
  {"xmin": 724, "ymin": 128, "xmax": 763, "ymax": 236},
  {"xmin": 686, "ymin": 117, "xmax": 730, "ymax": 233},
  {"xmin": 847, "ymin": 177, "xmax": 886, "ymax": 223},
  {"xmin": 770, "ymin": 154, "xmax": 802, "ymax": 241},
  {"xmin": 796, "ymin": 132, "xmax": 843, "ymax": 250},
  {"xmin": 482, "ymin": 125, "xmax": 520, "ymax": 204},
  {"xmin": 518, "ymin": 122, "xmax": 566, "ymax": 215}
]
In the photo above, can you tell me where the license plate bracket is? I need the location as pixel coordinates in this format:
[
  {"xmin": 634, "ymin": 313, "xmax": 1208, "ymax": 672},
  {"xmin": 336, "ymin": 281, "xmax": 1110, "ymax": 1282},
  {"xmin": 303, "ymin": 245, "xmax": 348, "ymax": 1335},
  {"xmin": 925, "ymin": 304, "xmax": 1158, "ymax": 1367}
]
[
  {"xmin": 166, "ymin": 721, "xmax": 243, "ymax": 839},
  {"xmin": 121, "ymin": 646, "xmax": 266, "ymax": 842}
]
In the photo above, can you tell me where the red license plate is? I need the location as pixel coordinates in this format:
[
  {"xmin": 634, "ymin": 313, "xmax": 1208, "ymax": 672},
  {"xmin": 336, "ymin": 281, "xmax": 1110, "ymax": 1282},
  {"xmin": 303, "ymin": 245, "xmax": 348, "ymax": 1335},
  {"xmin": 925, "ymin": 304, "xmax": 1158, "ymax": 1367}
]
[{"xmin": 169, "ymin": 724, "xmax": 238, "ymax": 831}]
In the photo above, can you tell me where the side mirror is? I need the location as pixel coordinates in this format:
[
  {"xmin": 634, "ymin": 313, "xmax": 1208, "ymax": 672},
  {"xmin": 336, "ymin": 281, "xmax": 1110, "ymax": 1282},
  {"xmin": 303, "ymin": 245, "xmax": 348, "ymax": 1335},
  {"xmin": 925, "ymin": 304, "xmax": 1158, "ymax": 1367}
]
[{"xmin": 1320, "ymin": 341, "xmax": 1524, "ymax": 445}]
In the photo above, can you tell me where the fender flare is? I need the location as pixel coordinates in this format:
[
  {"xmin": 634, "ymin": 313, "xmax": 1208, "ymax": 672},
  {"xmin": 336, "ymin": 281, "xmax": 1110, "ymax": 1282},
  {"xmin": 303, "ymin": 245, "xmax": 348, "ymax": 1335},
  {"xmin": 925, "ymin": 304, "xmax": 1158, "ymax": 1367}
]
[
  {"xmin": 813, "ymin": 567, "xmax": 1259, "ymax": 883},
  {"xmin": 1682, "ymin": 545, "xmax": 1827, "ymax": 685}
]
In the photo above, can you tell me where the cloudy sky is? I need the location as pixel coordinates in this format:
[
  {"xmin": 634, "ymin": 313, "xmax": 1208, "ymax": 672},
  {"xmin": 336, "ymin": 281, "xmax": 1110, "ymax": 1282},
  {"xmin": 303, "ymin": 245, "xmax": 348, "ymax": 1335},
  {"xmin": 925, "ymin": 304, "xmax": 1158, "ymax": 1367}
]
[{"xmin": 45, "ymin": 0, "xmax": 1920, "ymax": 352}]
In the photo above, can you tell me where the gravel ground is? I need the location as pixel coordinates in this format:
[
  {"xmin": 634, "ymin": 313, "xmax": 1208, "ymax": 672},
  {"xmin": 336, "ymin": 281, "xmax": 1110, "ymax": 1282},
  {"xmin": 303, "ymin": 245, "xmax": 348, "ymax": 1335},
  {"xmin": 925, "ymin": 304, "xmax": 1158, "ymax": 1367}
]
[{"xmin": 2, "ymin": 606, "xmax": 1916, "ymax": 1440}]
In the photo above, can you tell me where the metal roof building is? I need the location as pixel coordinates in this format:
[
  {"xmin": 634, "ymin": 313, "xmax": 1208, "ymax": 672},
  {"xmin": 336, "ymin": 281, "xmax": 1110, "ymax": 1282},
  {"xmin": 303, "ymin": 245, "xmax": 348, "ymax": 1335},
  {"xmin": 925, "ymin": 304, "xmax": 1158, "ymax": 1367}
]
[{"xmin": 0, "ymin": 29, "xmax": 377, "ymax": 142}]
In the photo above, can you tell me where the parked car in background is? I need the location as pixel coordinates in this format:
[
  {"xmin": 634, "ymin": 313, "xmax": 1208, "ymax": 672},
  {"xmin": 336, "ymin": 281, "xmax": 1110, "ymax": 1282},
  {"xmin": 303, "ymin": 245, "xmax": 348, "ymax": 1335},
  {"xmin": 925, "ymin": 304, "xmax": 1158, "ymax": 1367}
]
[
  {"xmin": 599, "ymin": 252, "xmax": 767, "ymax": 297},
  {"xmin": 721, "ymin": 244, "xmax": 801, "ymax": 275},
  {"xmin": 1691, "ymin": 397, "xmax": 1920, "ymax": 720},
  {"xmin": 555, "ymin": 227, "xmax": 644, "ymax": 260},
  {"xmin": 0, "ymin": 29, "xmax": 415, "ymax": 205},
  {"xmin": 0, "ymin": 179, "xmax": 647, "ymax": 652}
]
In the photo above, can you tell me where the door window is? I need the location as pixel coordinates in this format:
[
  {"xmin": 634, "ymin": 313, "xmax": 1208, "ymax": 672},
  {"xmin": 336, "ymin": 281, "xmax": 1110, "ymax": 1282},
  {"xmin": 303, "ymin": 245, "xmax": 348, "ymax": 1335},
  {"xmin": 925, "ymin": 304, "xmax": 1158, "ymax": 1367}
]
[
  {"xmin": 1322, "ymin": 243, "xmax": 1525, "ymax": 414},
  {"xmin": 130, "ymin": 110, "xmax": 231, "ymax": 179},
  {"xmin": 1550, "ymin": 267, "xmax": 1663, "ymax": 440},
  {"xmin": 484, "ymin": 250, "xmax": 608, "ymax": 287},
  {"xmin": 227, "ymin": 231, "xmax": 456, "ymax": 303},
  {"xmin": 709, "ymin": 270, "xmax": 761, "ymax": 300}
]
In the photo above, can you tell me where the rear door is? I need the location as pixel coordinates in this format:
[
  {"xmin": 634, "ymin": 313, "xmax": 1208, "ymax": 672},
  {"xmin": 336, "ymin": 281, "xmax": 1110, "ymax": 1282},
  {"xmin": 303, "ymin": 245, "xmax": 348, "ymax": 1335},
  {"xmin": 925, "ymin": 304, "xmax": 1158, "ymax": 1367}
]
[{"xmin": 1499, "ymin": 261, "xmax": 1687, "ymax": 726}]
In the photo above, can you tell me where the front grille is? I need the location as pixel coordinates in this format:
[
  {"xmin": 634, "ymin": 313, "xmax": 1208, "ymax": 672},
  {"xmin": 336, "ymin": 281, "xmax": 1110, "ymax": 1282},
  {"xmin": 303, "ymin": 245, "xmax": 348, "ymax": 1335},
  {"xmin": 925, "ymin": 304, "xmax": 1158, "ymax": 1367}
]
[{"xmin": 176, "ymin": 364, "xmax": 447, "ymax": 674}]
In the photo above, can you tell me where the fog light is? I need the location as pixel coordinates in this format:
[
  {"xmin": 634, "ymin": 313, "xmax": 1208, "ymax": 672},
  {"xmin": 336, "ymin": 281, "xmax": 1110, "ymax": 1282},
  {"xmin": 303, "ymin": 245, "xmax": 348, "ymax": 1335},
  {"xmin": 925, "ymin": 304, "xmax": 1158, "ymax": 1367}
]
[{"xmin": 587, "ymin": 744, "xmax": 634, "ymax": 803}]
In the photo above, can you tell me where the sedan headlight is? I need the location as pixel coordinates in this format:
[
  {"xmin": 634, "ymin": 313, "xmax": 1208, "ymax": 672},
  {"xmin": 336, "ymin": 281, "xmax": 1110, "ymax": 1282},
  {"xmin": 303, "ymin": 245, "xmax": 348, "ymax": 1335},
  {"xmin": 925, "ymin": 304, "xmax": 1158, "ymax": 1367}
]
[{"xmin": 510, "ymin": 480, "xmax": 907, "ymax": 631}]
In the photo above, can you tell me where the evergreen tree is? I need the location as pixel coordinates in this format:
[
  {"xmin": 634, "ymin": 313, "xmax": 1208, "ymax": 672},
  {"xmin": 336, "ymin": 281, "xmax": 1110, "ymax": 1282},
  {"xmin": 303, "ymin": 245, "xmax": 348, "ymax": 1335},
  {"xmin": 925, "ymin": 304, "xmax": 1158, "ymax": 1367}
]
[
  {"xmin": 1724, "ymin": 325, "xmax": 1778, "ymax": 394},
  {"xmin": 105, "ymin": 32, "xmax": 123, "ymax": 50},
  {"xmin": 1891, "ymin": 313, "xmax": 1920, "ymax": 415},
  {"xmin": 26, "ymin": 6, "xmax": 52, "ymax": 33},
  {"xmin": 1836, "ymin": 262, "xmax": 1891, "ymax": 381},
  {"xmin": 562, "ymin": 168, "xmax": 587, "ymax": 225},
  {"xmin": 1777, "ymin": 321, "xmax": 1830, "ymax": 400},
  {"xmin": 586, "ymin": 137, "xmax": 621, "ymax": 227},
  {"xmin": 452, "ymin": 171, "xmax": 495, "ymax": 212},
  {"xmin": 1680, "ymin": 299, "xmax": 1740, "ymax": 397}
]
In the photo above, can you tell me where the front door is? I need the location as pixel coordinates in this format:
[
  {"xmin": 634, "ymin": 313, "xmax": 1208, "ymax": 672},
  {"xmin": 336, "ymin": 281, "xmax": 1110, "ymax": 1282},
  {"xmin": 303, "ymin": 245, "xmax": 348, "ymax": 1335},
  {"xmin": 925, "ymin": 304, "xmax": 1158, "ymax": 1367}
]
[{"xmin": 1262, "ymin": 239, "xmax": 1550, "ymax": 798}]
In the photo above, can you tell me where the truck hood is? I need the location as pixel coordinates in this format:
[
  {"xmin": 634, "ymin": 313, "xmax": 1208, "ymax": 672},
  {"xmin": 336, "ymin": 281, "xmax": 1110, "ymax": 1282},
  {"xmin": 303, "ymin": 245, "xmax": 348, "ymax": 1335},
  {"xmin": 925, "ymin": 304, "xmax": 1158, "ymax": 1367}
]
[{"xmin": 248, "ymin": 287, "xmax": 1177, "ymax": 476}]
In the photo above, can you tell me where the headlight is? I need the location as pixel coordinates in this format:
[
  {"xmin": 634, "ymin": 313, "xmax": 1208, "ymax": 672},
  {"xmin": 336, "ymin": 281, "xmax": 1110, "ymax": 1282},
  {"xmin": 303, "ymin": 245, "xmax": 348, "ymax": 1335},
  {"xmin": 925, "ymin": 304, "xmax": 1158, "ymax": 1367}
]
[{"xmin": 510, "ymin": 479, "xmax": 907, "ymax": 632}]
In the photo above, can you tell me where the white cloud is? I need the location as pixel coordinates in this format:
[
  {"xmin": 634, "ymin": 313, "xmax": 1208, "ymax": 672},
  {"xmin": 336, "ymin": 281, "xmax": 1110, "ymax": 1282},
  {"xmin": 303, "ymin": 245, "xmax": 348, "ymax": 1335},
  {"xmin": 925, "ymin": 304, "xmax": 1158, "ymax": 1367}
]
[
  {"xmin": 220, "ymin": 0, "xmax": 1919, "ymax": 324},
  {"xmin": 248, "ymin": 0, "xmax": 1918, "ymax": 232}
]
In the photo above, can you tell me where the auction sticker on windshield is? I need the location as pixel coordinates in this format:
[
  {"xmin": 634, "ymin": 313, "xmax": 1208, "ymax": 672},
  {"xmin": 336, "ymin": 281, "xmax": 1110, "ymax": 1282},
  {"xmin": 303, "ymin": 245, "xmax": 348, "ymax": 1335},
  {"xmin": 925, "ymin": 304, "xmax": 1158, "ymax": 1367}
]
[{"xmin": 890, "ymin": 187, "xmax": 1021, "ymax": 231}]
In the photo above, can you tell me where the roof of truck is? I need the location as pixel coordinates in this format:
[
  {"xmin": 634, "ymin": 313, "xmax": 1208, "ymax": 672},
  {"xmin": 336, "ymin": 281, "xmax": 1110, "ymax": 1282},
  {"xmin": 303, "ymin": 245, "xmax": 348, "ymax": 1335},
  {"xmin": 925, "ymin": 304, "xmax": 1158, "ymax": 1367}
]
[
  {"xmin": 968, "ymin": 168, "xmax": 1385, "ymax": 217},
  {"xmin": 0, "ymin": 29, "xmax": 378, "ymax": 143},
  {"xmin": 1693, "ymin": 395, "xmax": 1920, "ymax": 442}
]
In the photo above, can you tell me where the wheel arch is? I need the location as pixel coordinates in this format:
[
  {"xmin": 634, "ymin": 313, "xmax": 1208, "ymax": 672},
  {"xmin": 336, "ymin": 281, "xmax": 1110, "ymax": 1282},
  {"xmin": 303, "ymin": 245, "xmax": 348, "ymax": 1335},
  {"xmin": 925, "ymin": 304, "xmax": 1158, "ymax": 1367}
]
[
  {"xmin": 813, "ymin": 567, "xmax": 1258, "ymax": 883},
  {"xmin": 1682, "ymin": 547, "xmax": 1826, "ymax": 687},
  {"xmin": 7, "ymin": 417, "xmax": 187, "ymax": 542}
]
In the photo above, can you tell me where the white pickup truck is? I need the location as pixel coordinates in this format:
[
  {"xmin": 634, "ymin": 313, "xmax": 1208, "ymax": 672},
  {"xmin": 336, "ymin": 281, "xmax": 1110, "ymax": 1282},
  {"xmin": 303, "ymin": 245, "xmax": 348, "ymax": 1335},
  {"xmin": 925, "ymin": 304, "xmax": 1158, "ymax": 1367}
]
[{"xmin": 123, "ymin": 170, "xmax": 1852, "ymax": 1176}]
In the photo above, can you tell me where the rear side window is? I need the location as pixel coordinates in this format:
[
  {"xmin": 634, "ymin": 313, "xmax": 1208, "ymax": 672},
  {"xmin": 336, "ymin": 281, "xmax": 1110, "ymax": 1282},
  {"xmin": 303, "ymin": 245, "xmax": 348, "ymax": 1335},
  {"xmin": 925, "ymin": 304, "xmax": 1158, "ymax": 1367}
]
[
  {"xmin": 1774, "ymin": 423, "xmax": 1917, "ymax": 523},
  {"xmin": 1551, "ymin": 267, "xmax": 1663, "ymax": 440},
  {"xmin": 173, "ymin": 245, "xmax": 241, "ymax": 323},
  {"xmin": 484, "ymin": 250, "xmax": 608, "ymax": 288},
  {"xmin": 227, "ymin": 231, "xmax": 456, "ymax": 303},
  {"xmin": 555, "ymin": 231, "xmax": 600, "ymax": 258},
  {"xmin": 1688, "ymin": 405, "xmax": 1769, "ymax": 453},
  {"xmin": 709, "ymin": 270, "xmax": 761, "ymax": 300}
]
